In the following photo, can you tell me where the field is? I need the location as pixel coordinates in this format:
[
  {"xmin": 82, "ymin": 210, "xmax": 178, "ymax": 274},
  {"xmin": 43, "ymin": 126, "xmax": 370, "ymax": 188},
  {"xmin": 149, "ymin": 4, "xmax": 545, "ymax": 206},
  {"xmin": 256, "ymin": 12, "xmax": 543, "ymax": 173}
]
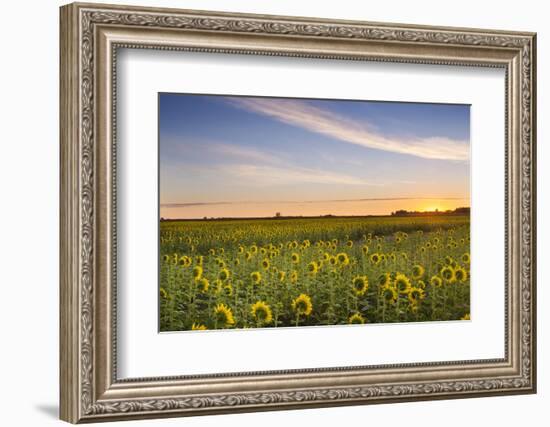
[{"xmin": 159, "ymin": 215, "xmax": 470, "ymax": 331}]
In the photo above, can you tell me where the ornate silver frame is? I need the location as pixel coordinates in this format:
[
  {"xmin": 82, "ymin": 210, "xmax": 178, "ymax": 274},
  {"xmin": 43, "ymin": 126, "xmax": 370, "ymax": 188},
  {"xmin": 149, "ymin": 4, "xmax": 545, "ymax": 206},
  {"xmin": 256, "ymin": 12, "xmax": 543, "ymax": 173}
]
[{"xmin": 60, "ymin": 2, "xmax": 537, "ymax": 423}]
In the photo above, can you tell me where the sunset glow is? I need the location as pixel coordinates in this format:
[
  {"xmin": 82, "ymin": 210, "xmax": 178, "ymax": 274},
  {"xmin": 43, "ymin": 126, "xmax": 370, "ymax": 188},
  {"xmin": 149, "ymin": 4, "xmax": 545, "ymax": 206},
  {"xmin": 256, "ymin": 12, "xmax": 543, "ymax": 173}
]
[{"xmin": 159, "ymin": 94, "xmax": 470, "ymax": 219}]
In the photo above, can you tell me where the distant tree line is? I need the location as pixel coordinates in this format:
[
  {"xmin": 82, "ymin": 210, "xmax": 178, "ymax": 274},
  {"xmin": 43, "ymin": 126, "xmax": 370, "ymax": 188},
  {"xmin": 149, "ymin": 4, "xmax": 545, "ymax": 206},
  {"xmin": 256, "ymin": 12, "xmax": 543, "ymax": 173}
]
[{"xmin": 391, "ymin": 207, "xmax": 470, "ymax": 217}]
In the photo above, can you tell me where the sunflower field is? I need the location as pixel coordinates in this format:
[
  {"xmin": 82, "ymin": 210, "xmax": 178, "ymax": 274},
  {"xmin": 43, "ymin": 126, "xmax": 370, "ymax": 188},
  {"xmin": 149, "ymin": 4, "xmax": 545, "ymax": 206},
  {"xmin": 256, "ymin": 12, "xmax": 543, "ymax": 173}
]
[{"xmin": 159, "ymin": 215, "xmax": 470, "ymax": 331}]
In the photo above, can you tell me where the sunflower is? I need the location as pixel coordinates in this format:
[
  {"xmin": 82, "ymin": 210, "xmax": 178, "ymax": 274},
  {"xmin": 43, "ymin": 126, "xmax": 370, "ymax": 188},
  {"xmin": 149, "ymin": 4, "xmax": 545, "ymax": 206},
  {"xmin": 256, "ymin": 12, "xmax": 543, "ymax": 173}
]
[
  {"xmin": 250, "ymin": 271, "xmax": 262, "ymax": 285},
  {"xmin": 192, "ymin": 265, "xmax": 203, "ymax": 280},
  {"xmin": 195, "ymin": 255, "xmax": 204, "ymax": 266},
  {"xmin": 302, "ymin": 262, "xmax": 315, "ymax": 275},
  {"xmin": 408, "ymin": 287, "xmax": 425, "ymax": 304},
  {"xmin": 348, "ymin": 313, "xmax": 365, "ymax": 324},
  {"xmin": 346, "ymin": 240, "xmax": 353, "ymax": 248},
  {"xmin": 178, "ymin": 256, "xmax": 192, "ymax": 267},
  {"xmin": 159, "ymin": 287, "xmax": 168, "ymax": 299},
  {"xmin": 352, "ymin": 275, "xmax": 369, "ymax": 296},
  {"xmin": 196, "ymin": 278, "xmax": 209, "ymax": 293},
  {"xmin": 223, "ymin": 283, "xmax": 234, "ymax": 297},
  {"xmin": 214, "ymin": 303, "xmax": 235, "ymax": 327},
  {"xmin": 412, "ymin": 264, "xmax": 425, "ymax": 279},
  {"xmin": 209, "ymin": 248, "xmax": 216, "ymax": 256},
  {"xmin": 440, "ymin": 266, "xmax": 456, "ymax": 283},
  {"xmin": 261, "ymin": 258, "xmax": 270, "ymax": 270},
  {"xmin": 378, "ymin": 272, "xmax": 392, "ymax": 287},
  {"xmin": 290, "ymin": 270, "xmax": 298, "ymax": 283},
  {"xmin": 381, "ymin": 284, "xmax": 398, "ymax": 304},
  {"xmin": 237, "ymin": 246, "xmax": 244, "ymax": 254},
  {"xmin": 251, "ymin": 301, "xmax": 273, "ymax": 325},
  {"xmin": 462, "ymin": 253, "xmax": 471, "ymax": 264},
  {"xmin": 250, "ymin": 245, "xmax": 258, "ymax": 254},
  {"xmin": 245, "ymin": 251, "xmax": 253, "ymax": 261},
  {"xmin": 162, "ymin": 254, "xmax": 170, "ymax": 262},
  {"xmin": 395, "ymin": 273, "xmax": 412, "ymax": 294},
  {"xmin": 454, "ymin": 266, "xmax": 468, "ymax": 282},
  {"xmin": 337, "ymin": 252, "xmax": 350, "ymax": 266},
  {"xmin": 370, "ymin": 253, "xmax": 380, "ymax": 264},
  {"xmin": 218, "ymin": 268, "xmax": 230, "ymax": 281},
  {"xmin": 234, "ymin": 258, "xmax": 240, "ymax": 267},
  {"xmin": 292, "ymin": 294, "xmax": 313, "ymax": 316},
  {"xmin": 461, "ymin": 313, "xmax": 471, "ymax": 320},
  {"xmin": 444, "ymin": 256, "xmax": 454, "ymax": 265},
  {"xmin": 191, "ymin": 323, "xmax": 207, "ymax": 331},
  {"xmin": 430, "ymin": 275, "xmax": 443, "ymax": 287},
  {"xmin": 278, "ymin": 270, "xmax": 286, "ymax": 282},
  {"xmin": 329, "ymin": 256, "xmax": 338, "ymax": 266},
  {"xmin": 291, "ymin": 253, "xmax": 300, "ymax": 264}
]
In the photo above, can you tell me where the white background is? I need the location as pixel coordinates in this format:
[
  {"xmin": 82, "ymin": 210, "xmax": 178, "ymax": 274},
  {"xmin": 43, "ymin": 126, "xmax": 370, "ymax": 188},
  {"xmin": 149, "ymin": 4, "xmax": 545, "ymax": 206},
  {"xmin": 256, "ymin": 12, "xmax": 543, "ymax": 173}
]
[
  {"xmin": 0, "ymin": 0, "xmax": 545, "ymax": 426},
  {"xmin": 118, "ymin": 49, "xmax": 504, "ymax": 377}
]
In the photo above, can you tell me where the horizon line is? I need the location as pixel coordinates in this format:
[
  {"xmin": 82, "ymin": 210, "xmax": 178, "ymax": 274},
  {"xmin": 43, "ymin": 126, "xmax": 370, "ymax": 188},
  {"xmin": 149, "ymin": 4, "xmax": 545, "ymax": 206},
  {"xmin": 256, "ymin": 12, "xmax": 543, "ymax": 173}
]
[
  {"xmin": 160, "ymin": 196, "xmax": 469, "ymax": 208},
  {"xmin": 160, "ymin": 209, "xmax": 471, "ymax": 221}
]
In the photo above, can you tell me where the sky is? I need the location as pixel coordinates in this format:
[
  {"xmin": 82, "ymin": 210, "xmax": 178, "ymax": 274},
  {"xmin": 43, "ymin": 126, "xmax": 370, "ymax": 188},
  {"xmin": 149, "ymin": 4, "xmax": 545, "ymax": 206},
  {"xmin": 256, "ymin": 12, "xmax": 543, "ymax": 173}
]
[{"xmin": 159, "ymin": 93, "xmax": 470, "ymax": 219}]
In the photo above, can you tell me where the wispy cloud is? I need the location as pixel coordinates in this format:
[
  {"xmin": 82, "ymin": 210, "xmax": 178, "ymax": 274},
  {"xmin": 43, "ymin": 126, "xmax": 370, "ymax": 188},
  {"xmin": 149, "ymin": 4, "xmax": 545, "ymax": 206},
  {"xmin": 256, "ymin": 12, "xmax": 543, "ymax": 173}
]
[
  {"xmin": 207, "ymin": 143, "xmax": 280, "ymax": 164},
  {"xmin": 220, "ymin": 164, "xmax": 379, "ymax": 186},
  {"xmin": 229, "ymin": 98, "xmax": 469, "ymax": 161},
  {"xmin": 164, "ymin": 143, "xmax": 382, "ymax": 187}
]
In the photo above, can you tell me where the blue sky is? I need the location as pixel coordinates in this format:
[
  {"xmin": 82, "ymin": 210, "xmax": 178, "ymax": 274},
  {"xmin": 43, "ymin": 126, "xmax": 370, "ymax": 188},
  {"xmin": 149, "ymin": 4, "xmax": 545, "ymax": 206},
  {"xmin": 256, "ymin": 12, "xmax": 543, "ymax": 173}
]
[{"xmin": 159, "ymin": 93, "xmax": 470, "ymax": 218}]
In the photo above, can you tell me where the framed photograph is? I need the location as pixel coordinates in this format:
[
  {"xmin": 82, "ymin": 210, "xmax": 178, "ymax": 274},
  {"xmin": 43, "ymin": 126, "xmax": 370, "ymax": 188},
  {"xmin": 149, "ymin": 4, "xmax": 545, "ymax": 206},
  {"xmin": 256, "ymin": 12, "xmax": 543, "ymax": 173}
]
[{"xmin": 60, "ymin": 2, "xmax": 537, "ymax": 423}]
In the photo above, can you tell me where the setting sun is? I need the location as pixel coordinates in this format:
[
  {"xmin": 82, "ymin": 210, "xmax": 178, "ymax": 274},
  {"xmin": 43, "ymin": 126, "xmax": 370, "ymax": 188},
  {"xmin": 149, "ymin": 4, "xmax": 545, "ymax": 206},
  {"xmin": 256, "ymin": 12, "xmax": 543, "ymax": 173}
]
[{"xmin": 416, "ymin": 199, "xmax": 469, "ymax": 213}]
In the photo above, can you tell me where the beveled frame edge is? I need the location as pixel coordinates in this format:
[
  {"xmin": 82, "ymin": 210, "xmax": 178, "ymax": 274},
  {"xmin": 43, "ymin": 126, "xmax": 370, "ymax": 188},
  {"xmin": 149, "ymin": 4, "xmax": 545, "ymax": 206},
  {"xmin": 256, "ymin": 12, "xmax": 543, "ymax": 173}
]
[{"xmin": 59, "ymin": 2, "xmax": 536, "ymax": 423}]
